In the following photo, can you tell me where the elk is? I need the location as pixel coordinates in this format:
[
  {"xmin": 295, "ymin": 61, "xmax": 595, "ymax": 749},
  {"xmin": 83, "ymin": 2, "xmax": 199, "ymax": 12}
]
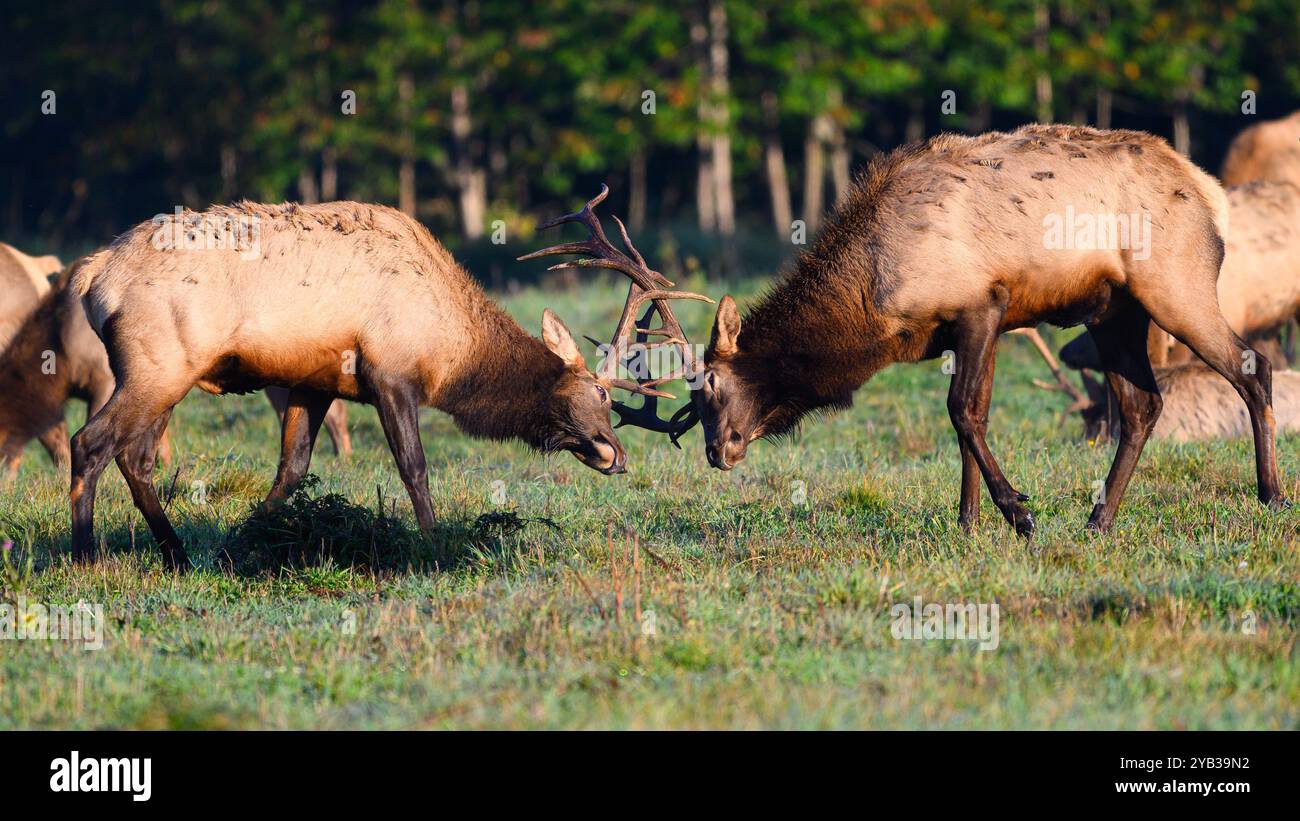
[
  {"xmin": 1221, "ymin": 110, "xmax": 1300, "ymax": 187},
  {"xmin": 1, "ymin": 242, "xmax": 62, "ymax": 349},
  {"xmin": 0, "ymin": 261, "xmax": 352, "ymax": 481},
  {"xmin": 692, "ymin": 125, "xmax": 1289, "ymax": 536},
  {"xmin": 69, "ymin": 196, "xmax": 700, "ymax": 569}
]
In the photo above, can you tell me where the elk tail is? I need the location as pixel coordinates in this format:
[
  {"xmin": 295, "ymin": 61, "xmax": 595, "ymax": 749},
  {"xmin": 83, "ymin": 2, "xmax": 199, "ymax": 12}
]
[{"xmin": 69, "ymin": 250, "xmax": 108, "ymax": 297}]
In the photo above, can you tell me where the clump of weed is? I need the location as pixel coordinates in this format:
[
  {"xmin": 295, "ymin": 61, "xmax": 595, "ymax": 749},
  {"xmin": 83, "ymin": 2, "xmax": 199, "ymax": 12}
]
[
  {"xmin": 219, "ymin": 476, "xmax": 562, "ymax": 575},
  {"xmin": 220, "ymin": 475, "xmax": 432, "ymax": 574},
  {"xmin": 0, "ymin": 539, "xmax": 34, "ymax": 601}
]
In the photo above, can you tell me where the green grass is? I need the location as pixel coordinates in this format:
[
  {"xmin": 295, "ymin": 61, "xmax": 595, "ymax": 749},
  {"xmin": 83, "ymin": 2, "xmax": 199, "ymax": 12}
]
[{"xmin": 1, "ymin": 275, "xmax": 1297, "ymax": 729}]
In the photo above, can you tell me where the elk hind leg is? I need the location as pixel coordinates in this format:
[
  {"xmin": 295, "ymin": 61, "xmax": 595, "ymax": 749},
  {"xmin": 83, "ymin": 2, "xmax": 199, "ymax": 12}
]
[
  {"xmin": 114, "ymin": 408, "xmax": 188, "ymax": 570},
  {"xmin": 1146, "ymin": 302, "xmax": 1288, "ymax": 508},
  {"xmin": 70, "ymin": 383, "xmax": 187, "ymax": 565},
  {"xmin": 1085, "ymin": 305, "xmax": 1162, "ymax": 532}
]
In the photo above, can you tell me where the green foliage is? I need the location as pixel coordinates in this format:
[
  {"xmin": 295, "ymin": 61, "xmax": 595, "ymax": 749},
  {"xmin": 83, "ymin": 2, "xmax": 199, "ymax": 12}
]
[{"xmin": 4, "ymin": 1, "xmax": 1297, "ymax": 253}]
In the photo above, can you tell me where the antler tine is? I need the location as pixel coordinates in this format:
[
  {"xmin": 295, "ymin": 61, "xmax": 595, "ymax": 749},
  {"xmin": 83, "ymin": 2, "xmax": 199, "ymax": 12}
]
[{"xmin": 525, "ymin": 186, "xmax": 713, "ymax": 445}]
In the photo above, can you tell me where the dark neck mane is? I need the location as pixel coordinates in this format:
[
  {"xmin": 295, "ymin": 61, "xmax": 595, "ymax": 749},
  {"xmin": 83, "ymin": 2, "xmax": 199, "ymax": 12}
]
[
  {"xmin": 733, "ymin": 201, "xmax": 904, "ymax": 433},
  {"xmin": 436, "ymin": 304, "xmax": 566, "ymax": 449}
]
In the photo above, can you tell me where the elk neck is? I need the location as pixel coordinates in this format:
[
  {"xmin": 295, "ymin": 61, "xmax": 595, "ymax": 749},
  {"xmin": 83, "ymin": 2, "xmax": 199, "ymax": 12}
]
[
  {"xmin": 735, "ymin": 242, "xmax": 902, "ymax": 430},
  {"xmin": 435, "ymin": 308, "xmax": 567, "ymax": 449}
]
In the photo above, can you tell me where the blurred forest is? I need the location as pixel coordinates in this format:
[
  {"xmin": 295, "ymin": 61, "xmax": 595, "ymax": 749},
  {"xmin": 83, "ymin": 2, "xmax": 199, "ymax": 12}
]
[{"xmin": 4, "ymin": 0, "xmax": 1300, "ymax": 282}]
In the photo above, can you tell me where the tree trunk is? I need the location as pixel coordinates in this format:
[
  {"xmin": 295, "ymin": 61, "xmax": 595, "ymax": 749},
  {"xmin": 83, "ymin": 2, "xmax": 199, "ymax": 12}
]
[
  {"xmin": 398, "ymin": 72, "xmax": 416, "ymax": 218},
  {"xmin": 708, "ymin": 0, "xmax": 734, "ymax": 237},
  {"xmin": 451, "ymin": 82, "xmax": 485, "ymax": 238},
  {"xmin": 298, "ymin": 165, "xmax": 319, "ymax": 205},
  {"xmin": 1034, "ymin": 3, "xmax": 1053, "ymax": 123},
  {"xmin": 321, "ymin": 147, "xmax": 338, "ymax": 202},
  {"xmin": 1096, "ymin": 88, "xmax": 1112, "ymax": 129},
  {"xmin": 803, "ymin": 118, "xmax": 827, "ymax": 233},
  {"xmin": 827, "ymin": 86, "xmax": 851, "ymax": 205},
  {"xmin": 761, "ymin": 91, "xmax": 792, "ymax": 235},
  {"xmin": 220, "ymin": 144, "xmax": 237, "ymax": 201},
  {"xmin": 691, "ymin": 16, "xmax": 716, "ymax": 233},
  {"xmin": 1173, "ymin": 101, "xmax": 1191, "ymax": 156},
  {"xmin": 905, "ymin": 95, "xmax": 925, "ymax": 143},
  {"xmin": 628, "ymin": 148, "xmax": 647, "ymax": 232}
]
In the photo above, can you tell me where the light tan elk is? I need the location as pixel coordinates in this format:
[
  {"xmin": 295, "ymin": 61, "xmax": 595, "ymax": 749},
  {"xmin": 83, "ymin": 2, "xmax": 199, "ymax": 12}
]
[
  {"xmin": 1, "ymin": 242, "xmax": 62, "ymax": 349},
  {"xmin": 0, "ymin": 261, "xmax": 351, "ymax": 481},
  {"xmin": 1221, "ymin": 110, "xmax": 1300, "ymax": 187},
  {"xmin": 692, "ymin": 125, "xmax": 1289, "ymax": 536},
  {"xmin": 70, "ymin": 196, "xmax": 701, "ymax": 569}
]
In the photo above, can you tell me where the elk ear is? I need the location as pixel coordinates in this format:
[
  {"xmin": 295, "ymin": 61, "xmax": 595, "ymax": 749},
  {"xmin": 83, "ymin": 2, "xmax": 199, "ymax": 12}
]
[
  {"xmin": 710, "ymin": 295, "xmax": 741, "ymax": 357},
  {"xmin": 541, "ymin": 309, "xmax": 585, "ymax": 370}
]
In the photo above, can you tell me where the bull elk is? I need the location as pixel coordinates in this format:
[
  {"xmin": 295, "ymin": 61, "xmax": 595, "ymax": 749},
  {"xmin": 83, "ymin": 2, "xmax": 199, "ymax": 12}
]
[
  {"xmin": 692, "ymin": 125, "xmax": 1289, "ymax": 535},
  {"xmin": 1221, "ymin": 110, "xmax": 1300, "ymax": 187},
  {"xmin": 68, "ymin": 198, "xmax": 696, "ymax": 569}
]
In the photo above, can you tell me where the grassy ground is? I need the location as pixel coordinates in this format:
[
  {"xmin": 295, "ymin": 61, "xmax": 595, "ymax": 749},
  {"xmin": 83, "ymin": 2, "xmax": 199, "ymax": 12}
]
[{"xmin": 1, "ymin": 276, "xmax": 1297, "ymax": 729}]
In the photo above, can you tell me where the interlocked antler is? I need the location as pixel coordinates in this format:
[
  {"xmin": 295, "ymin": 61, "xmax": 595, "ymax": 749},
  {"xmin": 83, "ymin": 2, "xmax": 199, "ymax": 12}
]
[{"xmin": 519, "ymin": 184, "xmax": 713, "ymax": 447}]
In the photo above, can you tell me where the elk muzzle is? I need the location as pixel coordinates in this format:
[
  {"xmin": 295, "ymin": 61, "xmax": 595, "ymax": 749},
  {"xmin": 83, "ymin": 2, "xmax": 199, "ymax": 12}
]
[
  {"xmin": 705, "ymin": 429, "xmax": 748, "ymax": 471},
  {"xmin": 573, "ymin": 431, "xmax": 627, "ymax": 474}
]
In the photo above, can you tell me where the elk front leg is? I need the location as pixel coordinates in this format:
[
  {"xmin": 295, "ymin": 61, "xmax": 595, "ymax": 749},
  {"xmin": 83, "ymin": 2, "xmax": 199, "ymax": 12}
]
[
  {"xmin": 372, "ymin": 383, "xmax": 436, "ymax": 530},
  {"xmin": 1084, "ymin": 306, "xmax": 1162, "ymax": 532},
  {"xmin": 956, "ymin": 351, "xmax": 995, "ymax": 530},
  {"xmin": 263, "ymin": 388, "xmax": 334, "ymax": 508},
  {"xmin": 947, "ymin": 302, "xmax": 1034, "ymax": 536}
]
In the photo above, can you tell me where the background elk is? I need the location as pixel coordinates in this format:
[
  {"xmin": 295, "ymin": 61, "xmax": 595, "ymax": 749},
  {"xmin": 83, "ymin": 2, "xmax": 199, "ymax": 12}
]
[
  {"xmin": 1221, "ymin": 110, "xmax": 1300, "ymax": 187},
  {"xmin": 68, "ymin": 197, "xmax": 702, "ymax": 569},
  {"xmin": 692, "ymin": 125, "xmax": 1288, "ymax": 536},
  {"xmin": 1, "ymin": 242, "xmax": 62, "ymax": 349}
]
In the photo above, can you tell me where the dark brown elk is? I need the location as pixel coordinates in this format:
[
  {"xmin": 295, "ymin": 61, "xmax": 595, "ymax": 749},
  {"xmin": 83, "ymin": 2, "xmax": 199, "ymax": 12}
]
[
  {"xmin": 68, "ymin": 199, "xmax": 655, "ymax": 569},
  {"xmin": 0, "ymin": 264, "xmax": 100, "ymax": 479},
  {"xmin": 692, "ymin": 125, "xmax": 1289, "ymax": 535},
  {"xmin": 1221, "ymin": 110, "xmax": 1300, "ymax": 187}
]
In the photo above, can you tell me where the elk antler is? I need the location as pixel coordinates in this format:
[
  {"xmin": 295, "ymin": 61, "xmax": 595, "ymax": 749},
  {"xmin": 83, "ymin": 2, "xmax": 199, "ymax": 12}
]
[{"xmin": 519, "ymin": 185, "xmax": 713, "ymax": 447}]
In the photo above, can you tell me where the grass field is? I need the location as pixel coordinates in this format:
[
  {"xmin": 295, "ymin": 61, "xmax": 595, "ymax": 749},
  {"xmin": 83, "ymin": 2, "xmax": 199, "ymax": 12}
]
[{"xmin": 1, "ymin": 276, "xmax": 1297, "ymax": 729}]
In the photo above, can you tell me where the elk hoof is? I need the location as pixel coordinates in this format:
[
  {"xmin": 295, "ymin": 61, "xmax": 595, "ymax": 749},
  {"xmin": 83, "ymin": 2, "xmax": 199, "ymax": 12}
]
[
  {"xmin": 1014, "ymin": 512, "xmax": 1035, "ymax": 538},
  {"xmin": 1266, "ymin": 496, "xmax": 1293, "ymax": 512}
]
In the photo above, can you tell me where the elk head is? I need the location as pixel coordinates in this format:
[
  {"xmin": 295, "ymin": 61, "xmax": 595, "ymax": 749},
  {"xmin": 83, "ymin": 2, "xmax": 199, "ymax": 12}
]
[
  {"xmin": 537, "ymin": 307, "xmax": 628, "ymax": 474},
  {"xmin": 520, "ymin": 185, "xmax": 712, "ymax": 462},
  {"xmin": 692, "ymin": 295, "xmax": 783, "ymax": 470}
]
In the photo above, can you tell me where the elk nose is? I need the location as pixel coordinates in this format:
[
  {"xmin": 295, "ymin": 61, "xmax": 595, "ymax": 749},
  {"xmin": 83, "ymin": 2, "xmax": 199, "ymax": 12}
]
[
  {"xmin": 706, "ymin": 443, "xmax": 732, "ymax": 471},
  {"xmin": 607, "ymin": 445, "xmax": 627, "ymax": 474}
]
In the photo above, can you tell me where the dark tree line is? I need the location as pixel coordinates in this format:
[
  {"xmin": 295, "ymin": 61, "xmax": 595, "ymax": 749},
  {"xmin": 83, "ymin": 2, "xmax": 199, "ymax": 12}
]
[{"xmin": 4, "ymin": 0, "xmax": 1299, "ymax": 276}]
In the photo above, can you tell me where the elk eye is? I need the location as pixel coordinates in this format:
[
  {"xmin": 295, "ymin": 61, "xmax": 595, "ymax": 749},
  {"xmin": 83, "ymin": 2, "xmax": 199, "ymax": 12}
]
[
  {"xmin": 595, "ymin": 385, "xmax": 608, "ymax": 403},
  {"xmin": 705, "ymin": 372, "xmax": 718, "ymax": 393}
]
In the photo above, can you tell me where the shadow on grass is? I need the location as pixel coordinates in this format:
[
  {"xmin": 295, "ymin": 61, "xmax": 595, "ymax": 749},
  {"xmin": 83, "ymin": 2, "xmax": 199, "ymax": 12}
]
[
  {"xmin": 216, "ymin": 475, "xmax": 559, "ymax": 576},
  {"xmin": 2, "ymin": 474, "xmax": 562, "ymax": 576}
]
